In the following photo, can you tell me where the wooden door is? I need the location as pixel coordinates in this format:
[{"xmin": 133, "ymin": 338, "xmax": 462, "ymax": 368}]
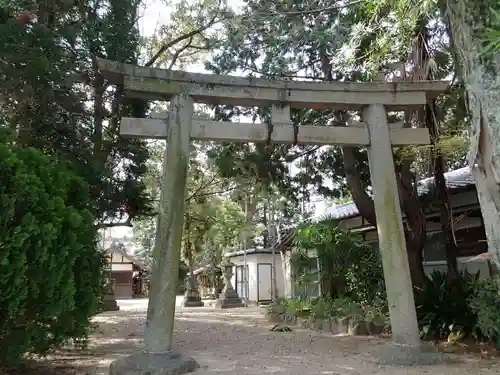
[{"xmin": 257, "ymin": 263, "xmax": 272, "ymax": 302}]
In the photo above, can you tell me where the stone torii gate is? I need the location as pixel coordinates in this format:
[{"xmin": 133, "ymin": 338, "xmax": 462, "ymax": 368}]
[{"xmin": 98, "ymin": 59, "xmax": 447, "ymax": 375}]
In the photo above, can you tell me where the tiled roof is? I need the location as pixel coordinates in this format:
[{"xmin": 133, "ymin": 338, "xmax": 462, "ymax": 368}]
[
  {"xmin": 226, "ymin": 227, "xmax": 300, "ymax": 257},
  {"xmin": 323, "ymin": 167, "xmax": 474, "ymax": 220},
  {"xmin": 416, "ymin": 167, "xmax": 474, "ymax": 194},
  {"xmin": 225, "ymin": 247, "xmax": 276, "ymax": 258},
  {"xmin": 105, "ymin": 244, "xmax": 148, "ymax": 270}
]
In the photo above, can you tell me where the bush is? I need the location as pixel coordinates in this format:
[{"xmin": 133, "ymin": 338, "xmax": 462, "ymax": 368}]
[
  {"xmin": 468, "ymin": 279, "xmax": 500, "ymax": 347},
  {"xmin": 292, "ymin": 220, "xmax": 386, "ymax": 305},
  {"xmin": 414, "ymin": 270, "xmax": 480, "ymax": 340},
  {"xmin": 0, "ymin": 145, "xmax": 103, "ymax": 365},
  {"xmin": 285, "ymin": 297, "xmax": 311, "ymax": 317},
  {"xmin": 310, "ymin": 298, "xmax": 336, "ymax": 319},
  {"xmin": 275, "ymin": 296, "xmax": 389, "ymax": 324},
  {"xmin": 344, "ymin": 243, "xmax": 386, "ymax": 305}
]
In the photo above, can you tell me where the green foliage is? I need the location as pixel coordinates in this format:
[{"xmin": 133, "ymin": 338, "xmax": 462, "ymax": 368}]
[
  {"xmin": 279, "ymin": 297, "xmax": 311, "ymax": 318},
  {"xmin": 292, "ymin": 220, "xmax": 385, "ymax": 305},
  {"xmin": 0, "ymin": 0, "xmax": 153, "ymax": 226},
  {"xmin": 310, "ymin": 298, "xmax": 336, "ymax": 319},
  {"xmin": 274, "ymin": 296, "xmax": 388, "ymax": 323},
  {"xmin": 468, "ymin": 279, "xmax": 500, "ymax": 347},
  {"xmin": 363, "ymin": 305, "xmax": 388, "ymax": 325},
  {"xmin": 414, "ymin": 270, "xmax": 480, "ymax": 340},
  {"xmin": 0, "ymin": 144, "xmax": 103, "ymax": 365},
  {"xmin": 415, "ymin": 271, "xmax": 500, "ymax": 345},
  {"xmin": 211, "ymin": 200, "xmax": 247, "ymax": 247},
  {"xmin": 480, "ymin": 7, "xmax": 500, "ymax": 56},
  {"xmin": 206, "ymin": 0, "xmax": 469, "ymax": 206},
  {"xmin": 133, "ymin": 140, "xmax": 250, "ymax": 283}
]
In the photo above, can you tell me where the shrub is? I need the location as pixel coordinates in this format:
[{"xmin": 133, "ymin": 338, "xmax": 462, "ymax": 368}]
[
  {"xmin": 344, "ymin": 243, "xmax": 386, "ymax": 305},
  {"xmin": 286, "ymin": 297, "xmax": 311, "ymax": 317},
  {"xmin": 414, "ymin": 270, "xmax": 480, "ymax": 340},
  {"xmin": 364, "ymin": 305, "xmax": 388, "ymax": 325},
  {"xmin": 468, "ymin": 279, "xmax": 500, "ymax": 347},
  {"xmin": 0, "ymin": 145, "xmax": 103, "ymax": 365},
  {"xmin": 341, "ymin": 300, "xmax": 364, "ymax": 321},
  {"xmin": 292, "ymin": 220, "xmax": 386, "ymax": 305},
  {"xmin": 310, "ymin": 298, "xmax": 335, "ymax": 319},
  {"xmin": 333, "ymin": 297, "xmax": 355, "ymax": 316}
]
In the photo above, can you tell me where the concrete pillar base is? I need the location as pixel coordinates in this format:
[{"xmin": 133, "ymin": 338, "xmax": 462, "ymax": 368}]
[
  {"xmin": 214, "ymin": 289, "xmax": 244, "ymax": 309},
  {"xmin": 101, "ymin": 294, "xmax": 120, "ymax": 311},
  {"xmin": 214, "ymin": 299, "xmax": 245, "ymax": 309},
  {"xmin": 202, "ymin": 293, "xmax": 218, "ymax": 300},
  {"xmin": 109, "ymin": 351, "xmax": 199, "ymax": 375},
  {"xmin": 371, "ymin": 342, "xmax": 451, "ymax": 366},
  {"xmin": 182, "ymin": 298, "xmax": 205, "ymax": 307},
  {"xmin": 182, "ymin": 288, "xmax": 204, "ymax": 307}
]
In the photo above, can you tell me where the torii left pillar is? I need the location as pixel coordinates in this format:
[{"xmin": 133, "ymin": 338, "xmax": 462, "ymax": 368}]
[{"xmin": 109, "ymin": 95, "xmax": 199, "ymax": 375}]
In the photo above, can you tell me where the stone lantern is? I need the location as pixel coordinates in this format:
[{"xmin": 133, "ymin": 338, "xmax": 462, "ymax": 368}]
[
  {"xmin": 182, "ymin": 272, "xmax": 204, "ymax": 307},
  {"xmin": 214, "ymin": 257, "xmax": 244, "ymax": 309},
  {"xmin": 102, "ymin": 276, "xmax": 119, "ymax": 311}
]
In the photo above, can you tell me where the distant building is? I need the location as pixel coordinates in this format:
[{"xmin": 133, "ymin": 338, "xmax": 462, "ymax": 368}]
[
  {"xmin": 104, "ymin": 243, "xmax": 149, "ymax": 299},
  {"xmin": 272, "ymin": 167, "xmax": 491, "ymax": 299},
  {"xmin": 320, "ymin": 167, "xmax": 489, "ymax": 278}
]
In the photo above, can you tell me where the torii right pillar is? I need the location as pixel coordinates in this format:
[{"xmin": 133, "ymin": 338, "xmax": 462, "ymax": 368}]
[{"xmin": 364, "ymin": 104, "xmax": 445, "ymax": 365}]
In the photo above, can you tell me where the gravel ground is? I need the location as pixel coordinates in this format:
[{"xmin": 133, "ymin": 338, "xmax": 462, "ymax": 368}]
[{"xmin": 37, "ymin": 298, "xmax": 500, "ymax": 375}]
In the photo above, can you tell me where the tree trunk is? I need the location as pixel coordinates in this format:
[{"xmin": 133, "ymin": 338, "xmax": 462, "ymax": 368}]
[
  {"xmin": 280, "ymin": 250, "xmax": 293, "ymax": 297},
  {"xmin": 342, "ymin": 146, "xmax": 427, "ymax": 287},
  {"xmin": 242, "ymin": 191, "xmax": 259, "ymax": 248},
  {"xmin": 444, "ymin": 1, "xmax": 500, "ymax": 272},
  {"xmin": 417, "ymin": 21, "xmax": 460, "ymax": 283},
  {"xmin": 184, "ymin": 215, "xmax": 196, "ymax": 289},
  {"xmin": 397, "ymin": 159, "xmax": 427, "ymax": 287},
  {"xmin": 426, "ymin": 102, "xmax": 460, "ymax": 283}
]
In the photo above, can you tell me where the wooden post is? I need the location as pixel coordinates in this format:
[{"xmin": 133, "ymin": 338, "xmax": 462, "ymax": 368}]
[
  {"xmin": 364, "ymin": 104, "xmax": 420, "ymax": 347},
  {"xmin": 144, "ymin": 95, "xmax": 193, "ymax": 353}
]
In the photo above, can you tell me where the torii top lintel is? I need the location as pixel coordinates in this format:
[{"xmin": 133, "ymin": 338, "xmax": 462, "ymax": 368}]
[{"xmin": 97, "ymin": 59, "xmax": 448, "ymax": 111}]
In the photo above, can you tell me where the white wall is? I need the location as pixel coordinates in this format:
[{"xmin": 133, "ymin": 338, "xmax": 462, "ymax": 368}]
[
  {"xmin": 423, "ymin": 257, "xmax": 490, "ymax": 279},
  {"xmin": 230, "ymin": 252, "xmax": 286, "ymax": 303},
  {"xmin": 112, "ymin": 263, "xmax": 133, "ymax": 271}
]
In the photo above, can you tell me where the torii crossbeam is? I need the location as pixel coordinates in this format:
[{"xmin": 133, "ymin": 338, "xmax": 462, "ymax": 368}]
[{"xmin": 97, "ymin": 58, "xmax": 448, "ymax": 374}]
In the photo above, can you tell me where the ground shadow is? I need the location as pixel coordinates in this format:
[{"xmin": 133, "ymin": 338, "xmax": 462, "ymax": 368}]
[{"xmin": 11, "ymin": 304, "xmax": 500, "ymax": 375}]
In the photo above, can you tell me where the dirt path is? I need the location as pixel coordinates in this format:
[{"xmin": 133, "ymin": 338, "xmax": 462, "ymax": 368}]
[{"xmin": 26, "ymin": 299, "xmax": 500, "ymax": 375}]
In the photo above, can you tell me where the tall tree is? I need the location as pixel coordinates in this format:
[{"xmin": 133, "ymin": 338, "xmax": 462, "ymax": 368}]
[
  {"xmin": 349, "ymin": 1, "xmax": 469, "ymax": 282},
  {"xmin": 0, "ymin": 0, "xmax": 153, "ymax": 226},
  {"xmin": 1, "ymin": 0, "xmax": 228, "ymax": 228},
  {"xmin": 82, "ymin": 0, "xmax": 154, "ymax": 226},
  {"xmin": 443, "ymin": 0, "xmax": 500, "ymax": 272},
  {"xmin": 204, "ymin": 1, "xmax": 412, "ymax": 285},
  {"xmin": 357, "ymin": 0, "xmax": 498, "ymax": 276}
]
